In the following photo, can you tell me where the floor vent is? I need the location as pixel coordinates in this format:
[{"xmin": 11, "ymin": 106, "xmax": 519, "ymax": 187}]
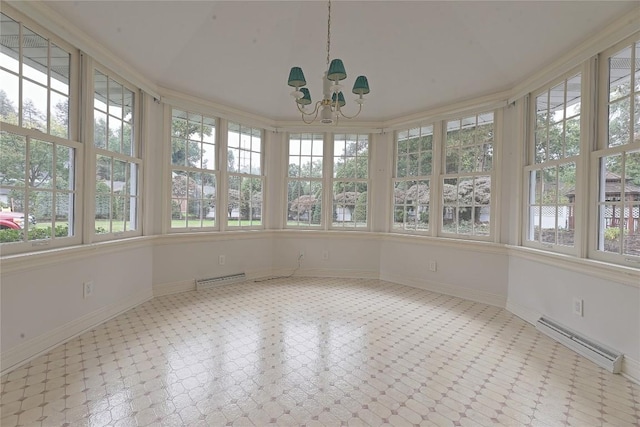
[
  {"xmin": 536, "ymin": 316, "xmax": 622, "ymax": 373},
  {"xmin": 196, "ymin": 273, "xmax": 246, "ymax": 290}
]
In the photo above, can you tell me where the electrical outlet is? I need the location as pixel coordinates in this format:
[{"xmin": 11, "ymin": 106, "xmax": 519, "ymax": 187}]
[
  {"xmin": 219, "ymin": 255, "xmax": 226, "ymax": 265},
  {"xmin": 572, "ymin": 297, "xmax": 583, "ymax": 316},
  {"xmin": 83, "ymin": 281, "xmax": 94, "ymax": 299},
  {"xmin": 322, "ymin": 250, "xmax": 329, "ymax": 260},
  {"xmin": 429, "ymin": 261, "xmax": 437, "ymax": 272}
]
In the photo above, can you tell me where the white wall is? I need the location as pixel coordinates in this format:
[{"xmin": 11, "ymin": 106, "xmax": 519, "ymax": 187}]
[
  {"xmin": 152, "ymin": 234, "xmax": 275, "ymax": 294},
  {"xmin": 507, "ymin": 254, "xmax": 640, "ymax": 363},
  {"xmin": 379, "ymin": 237, "xmax": 509, "ymax": 307},
  {"xmin": 271, "ymin": 232, "xmax": 381, "ymax": 278},
  {"xmin": 1, "ymin": 244, "xmax": 153, "ymax": 372}
]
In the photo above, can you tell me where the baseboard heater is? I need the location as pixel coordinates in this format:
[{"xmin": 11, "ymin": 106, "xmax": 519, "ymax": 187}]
[
  {"xmin": 196, "ymin": 273, "xmax": 246, "ymax": 290},
  {"xmin": 535, "ymin": 316, "xmax": 622, "ymax": 373}
]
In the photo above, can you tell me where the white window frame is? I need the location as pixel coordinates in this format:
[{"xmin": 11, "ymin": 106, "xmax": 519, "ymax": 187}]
[
  {"xmin": 590, "ymin": 33, "xmax": 640, "ymax": 267},
  {"xmin": 226, "ymin": 121, "xmax": 264, "ymax": 229},
  {"xmin": 523, "ymin": 67, "xmax": 585, "ymax": 255},
  {"xmin": 330, "ymin": 133, "xmax": 371, "ymax": 230},
  {"xmin": 168, "ymin": 107, "xmax": 219, "ymax": 232},
  {"xmin": 88, "ymin": 60, "xmax": 142, "ymax": 242},
  {"xmin": 286, "ymin": 132, "xmax": 324, "ymax": 229},
  {"xmin": 440, "ymin": 111, "xmax": 497, "ymax": 240},
  {"xmin": 0, "ymin": 7, "xmax": 82, "ymax": 255},
  {"xmin": 392, "ymin": 125, "xmax": 434, "ymax": 234}
]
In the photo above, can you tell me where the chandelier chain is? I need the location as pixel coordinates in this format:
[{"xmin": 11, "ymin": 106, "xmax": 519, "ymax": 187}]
[{"xmin": 326, "ymin": 0, "xmax": 331, "ymax": 67}]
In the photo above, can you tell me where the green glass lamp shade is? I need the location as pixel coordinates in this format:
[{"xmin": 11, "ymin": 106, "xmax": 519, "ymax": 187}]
[
  {"xmin": 297, "ymin": 88, "xmax": 312, "ymax": 105},
  {"xmin": 352, "ymin": 75, "xmax": 370, "ymax": 95},
  {"xmin": 331, "ymin": 92, "xmax": 346, "ymax": 108},
  {"xmin": 288, "ymin": 67, "xmax": 307, "ymax": 88},
  {"xmin": 327, "ymin": 59, "xmax": 347, "ymax": 81}
]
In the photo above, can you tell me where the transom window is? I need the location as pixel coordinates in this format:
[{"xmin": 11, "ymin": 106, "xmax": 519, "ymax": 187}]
[
  {"xmin": 442, "ymin": 113, "xmax": 494, "ymax": 237},
  {"xmin": 393, "ymin": 125, "xmax": 433, "ymax": 232},
  {"xmin": 332, "ymin": 134, "xmax": 369, "ymax": 228},
  {"xmin": 287, "ymin": 133, "xmax": 323, "ymax": 227}
]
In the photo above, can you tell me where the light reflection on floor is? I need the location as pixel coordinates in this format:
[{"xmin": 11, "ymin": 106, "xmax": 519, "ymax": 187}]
[{"xmin": 1, "ymin": 277, "xmax": 639, "ymax": 426}]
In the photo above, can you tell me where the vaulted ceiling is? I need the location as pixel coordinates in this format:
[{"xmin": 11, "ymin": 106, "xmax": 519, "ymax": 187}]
[{"xmin": 38, "ymin": 1, "xmax": 638, "ymax": 122}]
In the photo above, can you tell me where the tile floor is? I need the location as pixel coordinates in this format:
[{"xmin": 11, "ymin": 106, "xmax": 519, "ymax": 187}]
[{"xmin": 1, "ymin": 277, "xmax": 639, "ymax": 427}]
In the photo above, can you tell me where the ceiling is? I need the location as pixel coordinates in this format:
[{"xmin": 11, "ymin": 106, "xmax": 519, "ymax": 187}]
[{"xmin": 37, "ymin": 1, "xmax": 638, "ymax": 123}]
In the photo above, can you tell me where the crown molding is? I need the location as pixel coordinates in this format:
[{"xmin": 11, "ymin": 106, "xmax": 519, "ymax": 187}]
[{"xmin": 508, "ymin": 5, "xmax": 640, "ymax": 104}]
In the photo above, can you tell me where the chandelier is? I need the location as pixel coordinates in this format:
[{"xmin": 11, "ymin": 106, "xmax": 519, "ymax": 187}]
[{"xmin": 287, "ymin": 0, "xmax": 370, "ymax": 124}]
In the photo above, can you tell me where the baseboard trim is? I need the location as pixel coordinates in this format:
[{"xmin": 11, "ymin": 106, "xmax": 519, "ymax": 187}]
[
  {"xmin": 381, "ymin": 272, "xmax": 506, "ymax": 308},
  {"xmin": 295, "ymin": 268, "xmax": 379, "ymax": 279},
  {"xmin": 153, "ymin": 279, "xmax": 195, "ymax": 296},
  {"xmin": 1, "ymin": 287, "xmax": 153, "ymax": 376},
  {"xmin": 622, "ymin": 356, "xmax": 640, "ymax": 385},
  {"xmin": 505, "ymin": 299, "xmax": 541, "ymax": 325},
  {"xmin": 505, "ymin": 300, "xmax": 639, "ymax": 385}
]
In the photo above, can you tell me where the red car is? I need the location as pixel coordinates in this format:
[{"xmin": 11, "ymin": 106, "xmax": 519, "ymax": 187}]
[{"xmin": 0, "ymin": 211, "xmax": 27, "ymax": 229}]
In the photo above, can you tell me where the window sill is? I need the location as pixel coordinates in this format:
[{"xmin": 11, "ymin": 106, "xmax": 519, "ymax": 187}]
[{"xmin": 506, "ymin": 245, "xmax": 639, "ymax": 288}]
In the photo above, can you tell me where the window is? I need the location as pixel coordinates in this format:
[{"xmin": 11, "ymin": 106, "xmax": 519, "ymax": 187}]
[
  {"xmin": 227, "ymin": 122, "xmax": 263, "ymax": 228},
  {"xmin": 170, "ymin": 109, "xmax": 217, "ymax": 230},
  {"xmin": 287, "ymin": 133, "xmax": 323, "ymax": 227},
  {"xmin": 0, "ymin": 12, "xmax": 78, "ymax": 251},
  {"xmin": 595, "ymin": 36, "xmax": 640, "ymax": 261},
  {"xmin": 332, "ymin": 133, "xmax": 369, "ymax": 228},
  {"xmin": 93, "ymin": 68, "xmax": 140, "ymax": 237},
  {"xmin": 443, "ymin": 113, "xmax": 494, "ymax": 237},
  {"xmin": 526, "ymin": 72, "xmax": 581, "ymax": 249},
  {"xmin": 393, "ymin": 126, "xmax": 433, "ymax": 232}
]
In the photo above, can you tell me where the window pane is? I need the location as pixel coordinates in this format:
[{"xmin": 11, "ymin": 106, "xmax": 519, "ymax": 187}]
[
  {"xmin": 94, "ymin": 70, "xmax": 108, "ymax": 111},
  {"xmin": 50, "ymin": 44, "xmax": 70, "ymax": 95},
  {"xmin": 202, "ymin": 142, "xmax": 215, "ymax": 171},
  {"xmin": 608, "ymin": 98, "xmax": 630, "ymax": 147},
  {"xmin": 22, "ymin": 80, "xmax": 47, "ymax": 132},
  {"xmin": 600, "ymin": 204, "xmax": 621, "ymax": 254},
  {"xmin": 108, "ymin": 116, "xmax": 122, "ymax": 153},
  {"xmin": 609, "ymin": 46, "xmax": 631, "ymax": 102},
  {"xmin": 0, "ymin": 131, "xmax": 26, "ymax": 186},
  {"xmin": 623, "ymin": 204, "xmax": 640, "ymax": 256},
  {"xmin": 30, "ymin": 139, "xmax": 54, "ymax": 189},
  {"xmin": 22, "ymin": 27, "xmax": 48, "ymax": 86},
  {"xmin": 50, "ymin": 91, "xmax": 68, "ymax": 138},
  {"xmin": 0, "ymin": 70, "xmax": 19, "ymax": 125},
  {"xmin": 108, "ymin": 78, "xmax": 123, "ymax": 119},
  {"xmin": 55, "ymin": 192, "xmax": 72, "ymax": 237},
  {"xmin": 0, "ymin": 13, "xmax": 20, "ymax": 73},
  {"xmin": 28, "ymin": 190, "xmax": 53, "ymax": 240}
]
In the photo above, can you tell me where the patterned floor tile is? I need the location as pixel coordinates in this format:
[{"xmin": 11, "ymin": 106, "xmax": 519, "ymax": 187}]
[{"xmin": 1, "ymin": 278, "xmax": 638, "ymax": 426}]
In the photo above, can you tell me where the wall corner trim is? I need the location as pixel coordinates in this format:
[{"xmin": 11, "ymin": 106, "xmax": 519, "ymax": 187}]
[{"xmin": 505, "ymin": 299, "xmax": 541, "ymax": 325}]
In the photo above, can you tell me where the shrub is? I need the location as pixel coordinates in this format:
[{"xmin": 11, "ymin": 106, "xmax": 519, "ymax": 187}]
[{"xmin": 604, "ymin": 227, "xmax": 621, "ymax": 241}]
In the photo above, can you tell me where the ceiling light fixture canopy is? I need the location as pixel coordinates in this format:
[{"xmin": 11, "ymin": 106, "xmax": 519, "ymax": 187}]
[{"xmin": 287, "ymin": 0, "xmax": 370, "ymax": 124}]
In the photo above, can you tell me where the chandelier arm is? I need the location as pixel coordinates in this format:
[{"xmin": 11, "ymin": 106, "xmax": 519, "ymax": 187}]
[
  {"xmin": 297, "ymin": 101, "xmax": 322, "ymax": 124},
  {"xmin": 335, "ymin": 102, "xmax": 363, "ymax": 120}
]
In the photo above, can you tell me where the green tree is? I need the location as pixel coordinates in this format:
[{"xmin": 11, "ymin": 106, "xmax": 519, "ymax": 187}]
[
  {"xmin": 334, "ymin": 149, "xmax": 368, "ymax": 194},
  {"xmin": 22, "ymin": 99, "xmax": 46, "ymax": 131},
  {"xmin": 354, "ymin": 192, "xmax": 367, "ymax": 222},
  {"xmin": 240, "ymin": 177, "xmax": 262, "ymax": 220},
  {"xmin": 171, "ymin": 116, "xmax": 211, "ymax": 167},
  {"xmin": 0, "ymin": 90, "xmax": 17, "ymax": 124}
]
